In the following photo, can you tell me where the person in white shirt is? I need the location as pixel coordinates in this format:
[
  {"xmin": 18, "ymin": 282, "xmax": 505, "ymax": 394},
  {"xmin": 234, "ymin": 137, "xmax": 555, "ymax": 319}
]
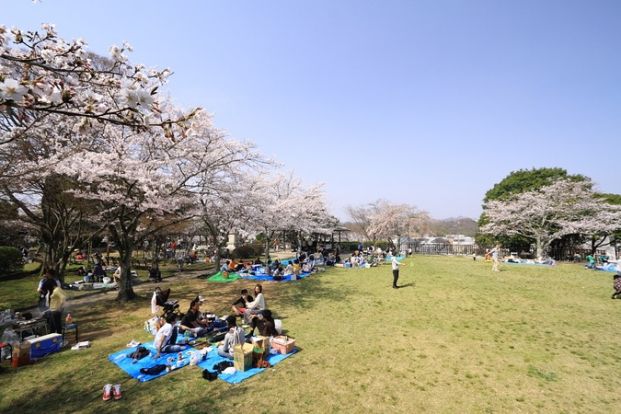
[
  {"xmin": 242, "ymin": 284, "xmax": 266, "ymax": 324},
  {"xmin": 154, "ymin": 313, "xmax": 183, "ymax": 358},
  {"xmin": 217, "ymin": 315, "xmax": 246, "ymax": 359},
  {"xmin": 245, "ymin": 284, "xmax": 265, "ymax": 310},
  {"xmin": 391, "ymin": 256, "xmax": 403, "ymax": 289}
]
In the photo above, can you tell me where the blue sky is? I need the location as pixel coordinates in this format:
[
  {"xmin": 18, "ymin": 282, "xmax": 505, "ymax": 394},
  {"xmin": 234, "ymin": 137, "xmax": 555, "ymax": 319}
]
[{"xmin": 4, "ymin": 0, "xmax": 620, "ymax": 220}]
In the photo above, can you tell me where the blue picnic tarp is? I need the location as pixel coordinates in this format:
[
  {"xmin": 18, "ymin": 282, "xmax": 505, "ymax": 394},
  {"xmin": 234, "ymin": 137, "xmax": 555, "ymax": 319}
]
[
  {"xmin": 196, "ymin": 347, "xmax": 298, "ymax": 384},
  {"xmin": 107, "ymin": 341, "xmax": 192, "ymax": 382},
  {"xmin": 239, "ymin": 272, "xmax": 311, "ymax": 282}
]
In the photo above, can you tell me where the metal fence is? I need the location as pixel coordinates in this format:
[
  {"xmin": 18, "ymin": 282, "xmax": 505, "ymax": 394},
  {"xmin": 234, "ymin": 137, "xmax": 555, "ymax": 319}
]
[{"xmin": 406, "ymin": 242, "xmax": 477, "ymax": 255}]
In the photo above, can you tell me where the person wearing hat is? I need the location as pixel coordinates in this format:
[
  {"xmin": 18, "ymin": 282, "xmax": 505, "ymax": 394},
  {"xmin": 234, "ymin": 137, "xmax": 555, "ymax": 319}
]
[{"xmin": 179, "ymin": 296, "xmax": 212, "ymax": 337}]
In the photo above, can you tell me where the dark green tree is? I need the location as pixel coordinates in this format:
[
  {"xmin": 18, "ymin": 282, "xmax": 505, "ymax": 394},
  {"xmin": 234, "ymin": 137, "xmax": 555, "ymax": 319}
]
[{"xmin": 477, "ymin": 168, "xmax": 588, "ymax": 254}]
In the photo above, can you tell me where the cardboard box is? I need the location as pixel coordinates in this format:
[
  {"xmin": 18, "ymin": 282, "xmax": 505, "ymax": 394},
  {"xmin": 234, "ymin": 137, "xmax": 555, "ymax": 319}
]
[
  {"xmin": 272, "ymin": 336, "xmax": 296, "ymax": 354},
  {"xmin": 11, "ymin": 342, "xmax": 31, "ymax": 367},
  {"xmin": 233, "ymin": 343, "xmax": 253, "ymax": 372},
  {"xmin": 252, "ymin": 336, "xmax": 269, "ymax": 353},
  {"xmin": 28, "ymin": 333, "xmax": 62, "ymax": 360}
]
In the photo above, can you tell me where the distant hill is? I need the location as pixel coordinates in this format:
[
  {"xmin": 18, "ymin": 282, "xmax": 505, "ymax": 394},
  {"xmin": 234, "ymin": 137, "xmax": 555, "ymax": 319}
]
[{"xmin": 427, "ymin": 217, "xmax": 478, "ymax": 237}]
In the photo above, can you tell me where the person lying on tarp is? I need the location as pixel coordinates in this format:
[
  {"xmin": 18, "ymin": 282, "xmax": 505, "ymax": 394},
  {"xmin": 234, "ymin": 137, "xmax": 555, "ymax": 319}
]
[
  {"xmin": 217, "ymin": 315, "xmax": 246, "ymax": 360},
  {"xmin": 154, "ymin": 313, "xmax": 183, "ymax": 358},
  {"xmin": 179, "ymin": 296, "xmax": 213, "ymax": 337},
  {"xmin": 231, "ymin": 289, "xmax": 253, "ymax": 315}
]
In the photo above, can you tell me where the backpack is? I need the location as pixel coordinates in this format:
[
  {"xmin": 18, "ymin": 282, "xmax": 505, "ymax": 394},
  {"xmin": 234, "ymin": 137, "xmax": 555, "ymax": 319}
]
[
  {"xmin": 129, "ymin": 346, "xmax": 150, "ymax": 360},
  {"xmin": 140, "ymin": 364, "xmax": 167, "ymax": 375},
  {"xmin": 202, "ymin": 369, "xmax": 218, "ymax": 381}
]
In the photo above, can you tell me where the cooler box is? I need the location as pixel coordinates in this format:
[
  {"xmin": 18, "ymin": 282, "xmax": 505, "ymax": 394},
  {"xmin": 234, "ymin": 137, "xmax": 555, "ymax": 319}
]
[{"xmin": 28, "ymin": 333, "xmax": 62, "ymax": 360}]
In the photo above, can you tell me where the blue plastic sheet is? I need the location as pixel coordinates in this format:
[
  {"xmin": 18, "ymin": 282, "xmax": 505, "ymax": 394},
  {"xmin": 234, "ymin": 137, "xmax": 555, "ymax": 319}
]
[{"xmin": 108, "ymin": 341, "xmax": 192, "ymax": 382}]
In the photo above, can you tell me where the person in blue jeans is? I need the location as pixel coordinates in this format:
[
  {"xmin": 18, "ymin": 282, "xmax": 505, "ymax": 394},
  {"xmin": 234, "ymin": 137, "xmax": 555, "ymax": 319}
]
[{"xmin": 154, "ymin": 313, "xmax": 183, "ymax": 358}]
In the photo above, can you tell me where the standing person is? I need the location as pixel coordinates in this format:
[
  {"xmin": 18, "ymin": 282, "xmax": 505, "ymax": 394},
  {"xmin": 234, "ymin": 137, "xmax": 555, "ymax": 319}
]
[
  {"xmin": 47, "ymin": 286, "xmax": 66, "ymax": 334},
  {"xmin": 391, "ymin": 255, "xmax": 403, "ymax": 289},
  {"xmin": 37, "ymin": 269, "xmax": 60, "ymax": 312},
  {"xmin": 490, "ymin": 245, "xmax": 501, "ymax": 272}
]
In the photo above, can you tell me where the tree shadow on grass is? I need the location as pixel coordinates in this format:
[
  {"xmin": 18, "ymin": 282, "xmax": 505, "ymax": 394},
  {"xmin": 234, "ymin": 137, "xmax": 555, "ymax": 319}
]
[{"xmin": 265, "ymin": 275, "xmax": 357, "ymax": 312}]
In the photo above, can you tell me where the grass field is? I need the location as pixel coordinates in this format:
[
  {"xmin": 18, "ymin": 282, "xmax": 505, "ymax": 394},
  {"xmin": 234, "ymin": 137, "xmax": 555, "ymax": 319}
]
[{"xmin": 0, "ymin": 256, "xmax": 619, "ymax": 413}]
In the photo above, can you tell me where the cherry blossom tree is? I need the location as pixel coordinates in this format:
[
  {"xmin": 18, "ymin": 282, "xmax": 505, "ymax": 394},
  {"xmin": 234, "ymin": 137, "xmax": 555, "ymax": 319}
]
[
  {"xmin": 367, "ymin": 200, "xmax": 429, "ymax": 251},
  {"xmin": 480, "ymin": 180, "xmax": 621, "ymax": 258},
  {"xmin": 0, "ymin": 24, "xmax": 197, "ymax": 146},
  {"xmin": 346, "ymin": 204, "xmax": 375, "ymax": 241},
  {"xmin": 248, "ymin": 173, "xmax": 331, "ymax": 262},
  {"xmin": 0, "ymin": 113, "xmax": 113, "ymax": 280},
  {"xmin": 55, "ymin": 110, "xmax": 252, "ymax": 300},
  {"xmin": 196, "ymin": 169, "xmax": 268, "ymax": 267}
]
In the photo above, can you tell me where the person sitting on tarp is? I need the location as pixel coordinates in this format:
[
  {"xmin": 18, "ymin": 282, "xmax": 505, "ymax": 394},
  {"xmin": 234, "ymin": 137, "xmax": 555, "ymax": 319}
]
[
  {"xmin": 154, "ymin": 313, "xmax": 183, "ymax": 358},
  {"xmin": 612, "ymin": 267, "xmax": 621, "ymax": 299},
  {"xmin": 283, "ymin": 262, "xmax": 294, "ymax": 276},
  {"xmin": 180, "ymin": 296, "xmax": 212, "ymax": 337},
  {"xmin": 254, "ymin": 257, "xmax": 263, "ymax": 265},
  {"xmin": 250, "ymin": 309, "xmax": 278, "ymax": 338},
  {"xmin": 242, "ymin": 284, "xmax": 266, "ymax": 323},
  {"xmin": 217, "ymin": 315, "xmax": 245, "ymax": 360},
  {"xmin": 292, "ymin": 259, "xmax": 301, "ymax": 275},
  {"xmin": 272, "ymin": 265, "xmax": 285, "ymax": 279},
  {"xmin": 229, "ymin": 260, "xmax": 244, "ymax": 272},
  {"xmin": 231, "ymin": 289, "xmax": 254, "ymax": 315},
  {"xmin": 93, "ymin": 262, "xmax": 107, "ymax": 283},
  {"xmin": 586, "ymin": 255, "xmax": 596, "ymax": 269},
  {"xmin": 220, "ymin": 260, "xmax": 231, "ymax": 277},
  {"xmin": 239, "ymin": 263, "xmax": 255, "ymax": 276}
]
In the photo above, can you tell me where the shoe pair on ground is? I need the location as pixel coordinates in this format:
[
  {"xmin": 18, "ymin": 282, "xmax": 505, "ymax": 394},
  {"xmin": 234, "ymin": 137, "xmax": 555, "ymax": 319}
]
[{"xmin": 103, "ymin": 384, "xmax": 122, "ymax": 401}]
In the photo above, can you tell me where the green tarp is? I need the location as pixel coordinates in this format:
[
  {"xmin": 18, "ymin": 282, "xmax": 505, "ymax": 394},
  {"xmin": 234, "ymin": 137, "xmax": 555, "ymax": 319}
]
[{"xmin": 207, "ymin": 271, "xmax": 241, "ymax": 283}]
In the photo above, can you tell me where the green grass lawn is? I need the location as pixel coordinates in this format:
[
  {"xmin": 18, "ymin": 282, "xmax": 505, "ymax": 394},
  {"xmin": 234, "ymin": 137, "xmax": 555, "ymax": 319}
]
[{"xmin": 0, "ymin": 256, "xmax": 620, "ymax": 413}]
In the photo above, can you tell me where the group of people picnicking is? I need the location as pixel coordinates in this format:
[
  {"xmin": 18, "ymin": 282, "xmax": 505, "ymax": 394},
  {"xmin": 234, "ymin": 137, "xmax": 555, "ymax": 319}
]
[
  {"xmin": 149, "ymin": 283, "xmax": 278, "ymax": 360},
  {"xmin": 219, "ymin": 255, "xmax": 319, "ymax": 280}
]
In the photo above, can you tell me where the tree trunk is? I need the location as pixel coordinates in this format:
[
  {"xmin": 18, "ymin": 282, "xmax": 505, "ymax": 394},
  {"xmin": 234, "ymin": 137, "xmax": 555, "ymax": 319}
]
[
  {"xmin": 535, "ymin": 234, "xmax": 543, "ymax": 259},
  {"xmin": 116, "ymin": 243, "xmax": 136, "ymax": 301},
  {"xmin": 264, "ymin": 232, "xmax": 271, "ymax": 264}
]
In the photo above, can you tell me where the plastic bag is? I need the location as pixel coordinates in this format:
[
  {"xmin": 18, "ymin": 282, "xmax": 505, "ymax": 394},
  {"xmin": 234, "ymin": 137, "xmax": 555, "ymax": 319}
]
[{"xmin": 1, "ymin": 328, "xmax": 19, "ymax": 345}]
